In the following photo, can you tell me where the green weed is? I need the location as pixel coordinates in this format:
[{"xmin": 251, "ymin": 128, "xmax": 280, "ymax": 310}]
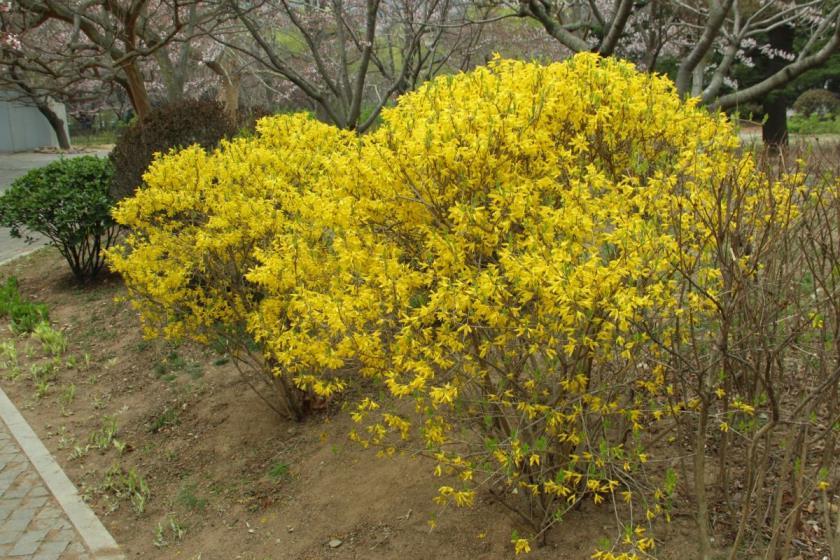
[
  {"xmin": 177, "ymin": 483, "xmax": 207, "ymax": 512},
  {"xmin": 30, "ymin": 358, "xmax": 59, "ymax": 384},
  {"xmin": 154, "ymin": 350, "xmax": 202, "ymax": 382},
  {"xmin": 154, "ymin": 514, "xmax": 186, "ymax": 548},
  {"xmin": 104, "ymin": 462, "xmax": 150, "ymax": 514},
  {"xmin": 34, "ymin": 379, "xmax": 51, "ymax": 399},
  {"xmin": 89, "ymin": 415, "xmax": 118, "ymax": 450},
  {"xmin": 268, "ymin": 462, "xmax": 290, "ymax": 480},
  {"xmin": 32, "ymin": 322, "xmax": 67, "ymax": 356},
  {"xmin": 60, "ymin": 384, "xmax": 76, "ymax": 414},
  {"xmin": 0, "ymin": 277, "xmax": 49, "ymax": 334},
  {"xmin": 0, "ymin": 341, "xmax": 21, "ymax": 379},
  {"xmin": 147, "ymin": 407, "xmax": 180, "ymax": 433}
]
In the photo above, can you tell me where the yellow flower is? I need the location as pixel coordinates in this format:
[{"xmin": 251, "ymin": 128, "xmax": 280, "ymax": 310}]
[{"xmin": 513, "ymin": 538, "xmax": 531, "ymax": 555}]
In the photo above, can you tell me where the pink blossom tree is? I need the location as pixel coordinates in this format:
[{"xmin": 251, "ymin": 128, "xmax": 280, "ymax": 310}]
[
  {"xmin": 11, "ymin": 0, "xmax": 230, "ymax": 119},
  {"xmin": 0, "ymin": 6, "xmax": 113, "ymax": 147}
]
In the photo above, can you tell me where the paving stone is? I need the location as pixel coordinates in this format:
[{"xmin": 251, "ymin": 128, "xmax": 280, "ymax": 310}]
[
  {"xmin": 32, "ymin": 552, "xmax": 64, "ymax": 560},
  {"xmin": 27, "ymin": 486, "xmax": 49, "ymax": 498},
  {"xmin": 33, "ymin": 537, "xmax": 70, "ymax": 558},
  {"xmin": 33, "ymin": 507, "xmax": 61, "ymax": 520},
  {"xmin": 1, "ymin": 511, "xmax": 35, "ymax": 533},
  {"xmin": 65, "ymin": 541, "xmax": 91, "ymax": 559},
  {"xmin": 0, "ymin": 416, "xmax": 99, "ymax": 559},
  {"xmin": 37, "ymin": 537, "xmax": 70, "ymax": 554},
  {"xmin": 7, "ymin": 481, "xmax": 35, "ymax": 498},
  {"xmin": 0, "ymin": 529, "xmax": 23, "ymax": 544},
  {"xmin": 9, "ymin": 528, "xmax": 49, "ymax": 555},
  {"xmin": 22, "ymin": 496, "xmax": 49, "ymax": 510},
  {"xmin": 55, "ymin": 528, "xmax": 77, "ymax": 542},
  {"xmin": 0, "ymin": 497, "xmax": 22, "ymax": 522}
]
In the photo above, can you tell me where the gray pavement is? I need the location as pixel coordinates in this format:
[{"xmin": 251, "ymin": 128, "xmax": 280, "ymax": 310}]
[
  {"xmin": 0, "ymin": 422, "xmax": 91, "ymax": 559},
  {"xmin": 0, "ymin": 386, "xmax": 123, "ymax": 560},
  {"xmin": 0, "ymin": 150, "xmax": 110, "ymax": 265}
]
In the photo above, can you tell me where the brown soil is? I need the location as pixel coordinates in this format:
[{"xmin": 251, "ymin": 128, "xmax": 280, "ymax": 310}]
[{"xmin": 0, "ymin": 248, "xmax": 700, "ymax": 560}]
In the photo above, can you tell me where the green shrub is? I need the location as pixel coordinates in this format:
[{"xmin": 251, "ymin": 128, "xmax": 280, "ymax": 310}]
[
  {"xmin": 793, "ymin": 88, "xmax": 840, "ymax": 117},
  {"xmin": 789, "ymin": 114, "xmax": 840, "ymax": 134},
  {"xmin": 0, "ymin": 277, "xmax": 49, "ymax": 334},
  {"xmin": 109, "ymin": 99, "xmax": 237, "ymax": 201},
  {"xmin": 0, "ymin": 156, "xmax": 119, "ymax": 281}
]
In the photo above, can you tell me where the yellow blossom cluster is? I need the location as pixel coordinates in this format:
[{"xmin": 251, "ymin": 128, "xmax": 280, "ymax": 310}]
[
  {"xmin": 107, "ymin": 114, "xmax": 355, "ymax": 418},
  {"xmin": 107, "ymin": 54, "xmax": 801, "ymax": 554}
]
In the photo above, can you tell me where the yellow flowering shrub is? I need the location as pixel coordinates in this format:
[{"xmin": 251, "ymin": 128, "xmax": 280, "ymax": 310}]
[
  {"xmin": 321, "ymin": 54, "xmax": 743, "ymax": 550},
  {"xmin": 247, "ymin": 54, "xmax": 764, "ymax": 553},
  {"xmin": 108, "ymin": 54, "xmax": 821, "ymax": 556},
  {"xmin": 107, "ymin": 114, "xmax": 354, "ymax": 419},
  {"xmin": 645, "ymin": 154, "xmax": 838, "ymax": 559}
]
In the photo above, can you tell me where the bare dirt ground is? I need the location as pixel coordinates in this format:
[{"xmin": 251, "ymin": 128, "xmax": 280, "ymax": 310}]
[{"xmin": 1, "ymin": 248, "xmax": 702, "ymax": 560}]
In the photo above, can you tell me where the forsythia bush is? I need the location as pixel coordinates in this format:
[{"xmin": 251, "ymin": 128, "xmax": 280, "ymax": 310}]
[
  {"xmin": 110, "ymin": 54, "xmax": 811, "ymax": 556},
  {"xmin": 107, "ymin": 115, "xmax": 355, "ymax": 419},
  {"xmin": 321, "ymin": 54, "xmax": 742, "ymax": 554}
]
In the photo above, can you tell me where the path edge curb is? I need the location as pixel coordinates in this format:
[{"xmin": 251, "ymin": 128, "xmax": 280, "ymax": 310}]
[
  {"xmin": 0, "ymin": 385, "xmax": 124, "ymax": 559},
  {"xmin": 0, "ymin": 244, "xmax": 47, "ymax": 267}
]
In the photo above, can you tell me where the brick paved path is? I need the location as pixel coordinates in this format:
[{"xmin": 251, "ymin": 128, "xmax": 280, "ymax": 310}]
[{"xmin": 0, "ymin": 420, "xmax": 91, "ymax": 559}]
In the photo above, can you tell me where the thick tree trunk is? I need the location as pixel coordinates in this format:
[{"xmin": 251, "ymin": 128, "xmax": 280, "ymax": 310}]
[
  {"xmin": 121, "ymin": 61, "xmax": 152, "ymax": 120},
  {"xmin": 36, "ymin": 104, "xmax": 70, "ymax": 149},
  {"xmin": 762, "ymin": 97, "xmax": 788, "ymax": 147},
  {"xmin": 761, "ymin": 25, "xmax": 795, "ymax": 148},
  {"xmin": 154, "ymin": 49, "xmax": 184, "ymax": 103}
]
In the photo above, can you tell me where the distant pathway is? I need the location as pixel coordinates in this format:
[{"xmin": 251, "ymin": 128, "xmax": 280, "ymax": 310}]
[{"xmin": 0, "ymin": 388, "xmax": 122, "ymax": 559}]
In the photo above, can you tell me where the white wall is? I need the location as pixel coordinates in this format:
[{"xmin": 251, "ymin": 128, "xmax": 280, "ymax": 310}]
[{"xmin": 0, "ymin": 93, "xmax": 69, "ymax": 152}]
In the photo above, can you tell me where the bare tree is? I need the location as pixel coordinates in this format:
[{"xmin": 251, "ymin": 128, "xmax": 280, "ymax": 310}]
[
  {"xmin": 513, "ymin": 0, "xmax": 639, "ymax": 55},
  {"xmin": 210, "ymin": 0, "xmax": 499, "ymax": 131}
]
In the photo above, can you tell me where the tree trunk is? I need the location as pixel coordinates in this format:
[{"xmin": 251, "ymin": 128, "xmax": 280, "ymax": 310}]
[
  {"xmin": 36, "ymin": 104, "xmax": 70, "ymax": 149},
  {"xmin": 761, "ymin": 25, "xmax": 794, "ymax": 148},
  {"xmin": 154, "ymin": 50, "xmax": 183, "ymax": 103},
  {"xmin": 762, "ymin": 97, "xmax": 788, "ymax": 147},
  {"xmin": 205, "ymin": 57, "xmax": 240, "ymax": 124},
  {"xmin": 220, "ymin": 73, "xmax": 240, "ymax": 124},
  {"xmin": 121, "ymin": 61, "xmax": 151, "ymax": 120}
]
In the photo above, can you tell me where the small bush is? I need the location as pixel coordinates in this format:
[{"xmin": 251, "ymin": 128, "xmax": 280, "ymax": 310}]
[
  {"xmin": 0, "ymin": 156, "xmax": 119, "ymax": 281},
  {"xmin": 789, "ymin": 113, "xmax": 840, "ymax": 134},
  {"xmin": 793, "ymin": 88, "xmax": 840, "ymax": 117},
  {"xmin": 109, "ymin": 99, "xmax": 237, "ymax": 201},
  {"xmin": 0, "ymin": 277, "xmax": 49, "ymax": 334}
]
